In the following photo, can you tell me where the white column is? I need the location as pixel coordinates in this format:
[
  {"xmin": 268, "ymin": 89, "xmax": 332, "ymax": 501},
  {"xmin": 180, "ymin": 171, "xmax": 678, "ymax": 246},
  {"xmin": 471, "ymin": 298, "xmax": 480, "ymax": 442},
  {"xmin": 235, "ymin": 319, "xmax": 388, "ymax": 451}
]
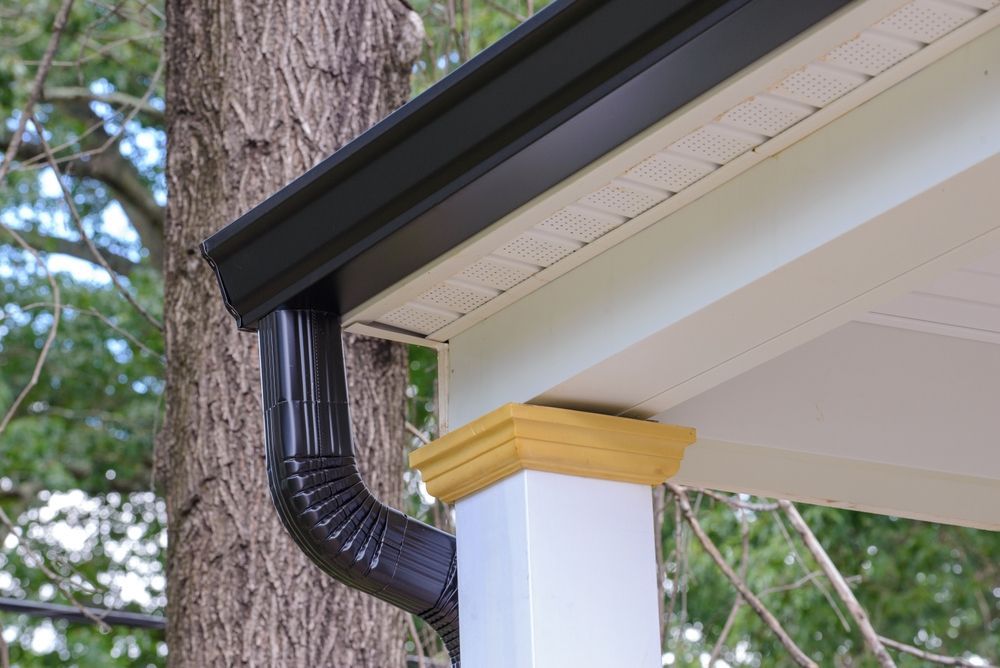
[
  {"xmin": 456, "ymin": 469, "xmax": 661, "ymax": 667},
  {"xmin": 410, "ymin": 403, "xmax": 695, "ymax": 668}
]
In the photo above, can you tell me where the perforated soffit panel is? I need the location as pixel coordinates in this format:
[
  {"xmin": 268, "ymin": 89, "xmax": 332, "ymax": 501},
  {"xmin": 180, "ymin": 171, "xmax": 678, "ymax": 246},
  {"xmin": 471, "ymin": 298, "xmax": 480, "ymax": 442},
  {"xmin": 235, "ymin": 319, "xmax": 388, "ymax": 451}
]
[{"xmin": 371, "ymin": 0, "xmax": 997, "ymax": 341}]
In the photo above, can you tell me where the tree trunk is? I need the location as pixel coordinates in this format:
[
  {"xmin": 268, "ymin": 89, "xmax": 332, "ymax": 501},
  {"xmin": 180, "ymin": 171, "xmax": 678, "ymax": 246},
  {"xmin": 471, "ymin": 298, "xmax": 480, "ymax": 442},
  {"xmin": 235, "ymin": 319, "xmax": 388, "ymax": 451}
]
[{"xmin": 159, "ymin": 2, "xmax": 423, "ymax": 666}]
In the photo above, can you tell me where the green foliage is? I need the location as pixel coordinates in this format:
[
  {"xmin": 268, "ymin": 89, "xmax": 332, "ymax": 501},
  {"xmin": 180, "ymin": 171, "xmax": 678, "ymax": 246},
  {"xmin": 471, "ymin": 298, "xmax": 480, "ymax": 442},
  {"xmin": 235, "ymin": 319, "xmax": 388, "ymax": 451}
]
[
  {"xmin": 2, "ymin": 1, "xmax": 166, "ymax": 664},
  {"xmin": 0, "ymin": 490, "xmax": 166, "ymax": 667},
  {"xmin": 660, "ymin": 496, "xmax": 1000, "ymax": 666},
  {"xmin": 409, "ymin": 0, "xmax": 555, "ymax": 95},
  {"xmin": 1, "ymin": 272, "xmax": 163, "ymax": 498},
  {"xmin": 0, "ymin": 266, "xmax": 166, "ymax": 666}
]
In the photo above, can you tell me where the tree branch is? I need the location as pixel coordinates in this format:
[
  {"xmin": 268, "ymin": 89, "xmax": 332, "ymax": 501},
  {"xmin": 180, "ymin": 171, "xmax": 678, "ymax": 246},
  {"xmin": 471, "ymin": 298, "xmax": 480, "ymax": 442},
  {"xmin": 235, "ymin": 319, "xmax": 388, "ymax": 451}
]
[
  {"xmin": 43, "ymin": 86, "xmax": 164, "ymax": 123},
  {"xmin": 0, "ymin": 0, "xmax": 75, "ymax": 184},
  {"xmin": 15, "ymin": 227, "xmax": 137, "ymax": 275},
  {"xmin": 0, "ymin": 226, "xmax": 61, "ymax": 435},
  {"xmin": 663, "ymin": 493, "xmax": 682, "ymax": 648},
  {"xmin": 2, "ymin": 54, "xmax": 166, "ymax": 271},
  {"xmin": 772, "ymin": 509, "xmax": 852, "ymax": 632},
  {"xmin": 702, "ymin": 488, "xmax": 780, "ymax": 512},
  {"xmin": 653, "ymin": 484, "xmax": 667, "ymax": 649},
  {"xmin": 778, "ymin": 499, "xmax": 896, "ymax": 667},
  {"xmin": 0, "ymin": 618, "xmax": 8, "ymax": 668},
  {"xmin": 708, "ymin": 505, "xmax": 750, "ymax": 664},
  {"xmin": 21, "ymin": 301, "xmax": 163, "ymax": 361},
  {"xmin": 0, "ymin": 507, "xmax": 109, "ymax": 632},
  {"xmin": 759, "ymin": 571, "xmax": 824, "ymax": 597},
  {"xmin": 667, "ymin": 483, "xmax": 818, "ymax": 668},
  {"xmin": 0, "ymin": 132, "xmax": 164, "ymax": 269},
  {"xmin": 878, "ymin": 635, "xmax": 992, "ymax": 667},
  {"xmin": 407, "ymin": 614, "xmax": 427, "ymax": 668},
  {"xmin": 30, "ymin": 117, "xmax": 163, "ymax": 331}
]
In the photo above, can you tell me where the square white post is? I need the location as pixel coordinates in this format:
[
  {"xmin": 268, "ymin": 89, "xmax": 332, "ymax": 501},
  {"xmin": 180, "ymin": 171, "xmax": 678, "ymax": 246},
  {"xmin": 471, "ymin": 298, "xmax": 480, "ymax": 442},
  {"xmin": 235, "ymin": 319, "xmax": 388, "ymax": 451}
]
[{"xmin": 411, "ymin": 404, "xmax": 695, "ymax": 668}]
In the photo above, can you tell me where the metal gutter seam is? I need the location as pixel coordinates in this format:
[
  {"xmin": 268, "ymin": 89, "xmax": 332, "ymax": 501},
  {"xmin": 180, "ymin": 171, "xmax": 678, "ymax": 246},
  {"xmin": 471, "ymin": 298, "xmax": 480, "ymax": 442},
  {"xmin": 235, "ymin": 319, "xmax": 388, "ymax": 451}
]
[{"xmin": 258, "ymin": 308, "xmax": 460, "ymax": 664}]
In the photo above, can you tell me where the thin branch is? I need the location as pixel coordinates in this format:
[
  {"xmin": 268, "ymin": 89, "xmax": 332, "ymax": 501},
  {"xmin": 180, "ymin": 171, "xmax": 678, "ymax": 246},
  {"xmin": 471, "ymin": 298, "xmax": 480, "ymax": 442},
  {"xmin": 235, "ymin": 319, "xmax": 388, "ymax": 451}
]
[
  {"xmin": 667, "ymin": 483, "xmax": 818, "ymax": 668},
  {"xmin": 663, "ymin": 493, "xmax": 682, "ymax": 648},
  {"xmin": 682, "ymin": 491, "xmax": 704, "ymax": 626},
  {"xmin": 778, "ymin": 499, "xmax": 896, "ymax": 668},
  {"xmin": 0, "ymin": 507, "xmax": 109, "ymax": 632},
  {"xmin": 653, "ymin": 484, "xmax": 667, "ymax": 649},
  {"xmin": 462, "ymin": 0, "xmax": 471, "ymax": 61},
  {"xmin": 14, "ymin": 227, "xmax": 137, "ymax": 275},
  {"xmin": 483, "ymin": 0, "xmax": 525, "ymax": 22},
  {"xmin": 20, "ymin": 301, "xmax": 162, "ymax": 361},
  {"xmin": 43, "ymin": 86, "xmax": 163, "ymax": 122},
  {"xmin": 702, "ymin": 488, "xmax": 780, "ymax": 512},
  {"xmin": 19, "ymin": 54, "xmax": 164, "ymax": 179},
  {"xmin": 30, "ymin": 30, "xmax": 159, "ymax": 67},
  {"xmin": 0, "ymin": 618, "xmax": 8, "ymax": 668},
  {"xmin": 1, "ymin": 129, "xmax": 165, "ymax": 266},
  {"xmin": 708, "ymin": 505, "xmax": 751, "ymax": 664},
  {"xmin": 772, "ymin": 509, "xmax": 852, "ymax": 632},
  {"xmin": 406, "ymin": 614, "xmax": 427, "ymax": 668},
  {"xmin": 30, "ymin": 117, "xmax": 163, "ymax": 331},
  {"xmin": 406, "ymin": 421, "xmax": 454, "ymax": 533},
  {"xmin": 759, "ymin": 571, "xmax": 824, "ymax": 597},
  {"xmin": 0, "ymin": 0, "xmax": 75, "ymax": 184},
  {"xmin": 406, "ymin": 656, "xmax": 450, "ymax": 668},
  {"xmin": 0, "ymin": 227, "xmax": 61, "ymax": 435},
  {"xmin": 878, "ymin": 635, "xmax": 992, "ymax": 667},
  {"xmin": 405, "ymin": 421, "xmax": 431, "ymax": 445}
]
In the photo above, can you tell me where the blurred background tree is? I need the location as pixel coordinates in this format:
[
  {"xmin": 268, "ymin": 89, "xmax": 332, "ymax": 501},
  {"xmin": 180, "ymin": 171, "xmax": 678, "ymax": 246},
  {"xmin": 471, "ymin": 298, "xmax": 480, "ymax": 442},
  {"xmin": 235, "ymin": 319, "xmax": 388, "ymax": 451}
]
[{"xmin": 0, "ymin": 1, "xmax": 996, "ymax": 667}]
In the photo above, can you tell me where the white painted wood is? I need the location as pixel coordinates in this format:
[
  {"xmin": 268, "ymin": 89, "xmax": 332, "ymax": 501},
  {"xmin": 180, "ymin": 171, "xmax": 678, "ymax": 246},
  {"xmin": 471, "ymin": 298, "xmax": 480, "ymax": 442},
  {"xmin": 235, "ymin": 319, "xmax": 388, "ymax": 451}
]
[
  {"xmin": 914, "ymin": 264, "xmax": 1000, "ymax": 306},
  {"xmin": 455, "ymin": 470, "xmax": 661, "ymax": 667},
  {"xmin": 874, "ymin": 292, "xmax": 1000, "ymax": 333},
  {"xmin": 674, "ymin": 439, "xmax": 1000, "ymax": 531},
  {"xmin": 965, "ymin": 252, "xmax": 1000, "ymax": 275},
  {"xmin": 661, "ymin": 321, "xmax": 1000, "ymax": 479},
  {"xmin": 344, "ymin": 321, "xmax": 447, "ymax": 350},
  {"xmin": 657, "ymin": 320, "xmax": 1000, "ymax": 529},
  {"xmin": 857, "ymin": 312, "xmax": 1000, "ymax": 345},
  {"xmin": 447, "ymin": 24, "xmax": 1000, "ymax": 428},
  {"xmin": 454, "ymin": 472, "xmax": 534, "ymax": 667}
]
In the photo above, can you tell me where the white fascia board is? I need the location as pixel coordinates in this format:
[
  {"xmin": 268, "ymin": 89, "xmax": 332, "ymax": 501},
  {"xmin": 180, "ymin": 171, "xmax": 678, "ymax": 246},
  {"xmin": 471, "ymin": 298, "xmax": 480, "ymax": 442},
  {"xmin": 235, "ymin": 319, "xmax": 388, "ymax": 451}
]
[
  {"xmin": 447, "ymin": 23, "xmax": 1000, "ymax": 428},
  {"xmin": 675, "ymin": 439, "xmax": 1000, "ymax": 531}
]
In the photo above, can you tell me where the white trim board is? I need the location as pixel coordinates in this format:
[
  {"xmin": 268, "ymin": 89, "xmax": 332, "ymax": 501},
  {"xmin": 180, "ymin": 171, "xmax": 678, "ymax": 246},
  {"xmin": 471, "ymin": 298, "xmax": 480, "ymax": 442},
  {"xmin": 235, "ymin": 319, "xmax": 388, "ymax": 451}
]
[
  {"xmin": 656, "ymin": 319, "xmax": 1000, "ymax": 529},
  {"xmin": 447, "ymin": 24, "xmax": 1000, "ymax": 428},
  {"xmin": 674, "ymin": 439, "xmax": 1000, "ymax": 531}
]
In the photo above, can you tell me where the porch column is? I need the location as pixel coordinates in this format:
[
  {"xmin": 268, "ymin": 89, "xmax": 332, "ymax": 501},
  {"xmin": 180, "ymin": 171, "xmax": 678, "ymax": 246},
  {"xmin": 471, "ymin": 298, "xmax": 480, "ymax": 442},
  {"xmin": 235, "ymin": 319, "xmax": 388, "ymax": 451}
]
[{"xmin": 410, "ymin": 403, "xmax": 695, "ymax": 667}]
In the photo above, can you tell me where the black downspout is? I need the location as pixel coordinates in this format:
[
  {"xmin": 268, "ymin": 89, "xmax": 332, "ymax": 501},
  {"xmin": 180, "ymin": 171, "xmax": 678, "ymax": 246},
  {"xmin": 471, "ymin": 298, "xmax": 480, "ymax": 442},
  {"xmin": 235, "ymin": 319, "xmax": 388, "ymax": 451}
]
[{"xmin": 258, "ymin": 308, "xmax": 460, "ymax": 664}]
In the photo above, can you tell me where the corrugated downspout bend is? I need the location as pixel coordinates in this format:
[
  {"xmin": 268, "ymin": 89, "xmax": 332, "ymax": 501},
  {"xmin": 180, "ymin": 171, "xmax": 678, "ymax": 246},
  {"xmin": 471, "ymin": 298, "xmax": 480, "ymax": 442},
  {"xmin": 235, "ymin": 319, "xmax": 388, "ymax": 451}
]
[{"xmin": 258, "ymin": 308, "xmax": 460, "ymax": 664}]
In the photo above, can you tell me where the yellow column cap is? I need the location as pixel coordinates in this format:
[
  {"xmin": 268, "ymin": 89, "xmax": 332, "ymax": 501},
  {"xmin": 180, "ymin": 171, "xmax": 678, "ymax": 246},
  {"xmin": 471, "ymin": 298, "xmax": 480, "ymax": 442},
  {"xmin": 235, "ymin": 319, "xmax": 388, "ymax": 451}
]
[{"xmin": 409, "ymin": 403, "xmax": 696, "ymax": 503}]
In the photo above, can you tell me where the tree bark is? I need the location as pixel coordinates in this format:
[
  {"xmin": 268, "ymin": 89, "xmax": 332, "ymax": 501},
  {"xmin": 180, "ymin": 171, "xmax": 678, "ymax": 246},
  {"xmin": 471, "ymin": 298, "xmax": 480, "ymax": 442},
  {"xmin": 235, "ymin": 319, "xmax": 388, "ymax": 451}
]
[{"xmin": 159, "ymin": 2, "xmax": 423, "ymax": 666}]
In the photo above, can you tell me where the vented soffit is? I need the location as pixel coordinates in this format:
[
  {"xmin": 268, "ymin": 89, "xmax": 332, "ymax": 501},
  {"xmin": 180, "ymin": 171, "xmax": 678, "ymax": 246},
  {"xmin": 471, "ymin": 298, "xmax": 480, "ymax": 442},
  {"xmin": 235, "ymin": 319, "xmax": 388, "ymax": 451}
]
[{"xmin": 345, "ymin": 0, "xmax": 1000, "ymax": 346}]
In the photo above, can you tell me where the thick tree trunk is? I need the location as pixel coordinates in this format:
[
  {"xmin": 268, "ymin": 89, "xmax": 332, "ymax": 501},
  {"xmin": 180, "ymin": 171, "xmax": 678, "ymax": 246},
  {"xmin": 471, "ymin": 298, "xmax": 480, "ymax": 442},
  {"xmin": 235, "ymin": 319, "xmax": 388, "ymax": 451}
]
[{"xmin": 159, "ymin": 2, "xmax": 423, "ymax": 666}]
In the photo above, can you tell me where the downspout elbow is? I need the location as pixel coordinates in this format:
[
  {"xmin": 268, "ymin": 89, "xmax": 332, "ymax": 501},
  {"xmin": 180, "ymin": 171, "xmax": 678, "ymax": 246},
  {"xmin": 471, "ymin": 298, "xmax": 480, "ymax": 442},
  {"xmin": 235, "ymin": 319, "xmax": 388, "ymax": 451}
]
[{"xmin": 258, "ymin": 308, "xmax": 460, "ymax": 664}]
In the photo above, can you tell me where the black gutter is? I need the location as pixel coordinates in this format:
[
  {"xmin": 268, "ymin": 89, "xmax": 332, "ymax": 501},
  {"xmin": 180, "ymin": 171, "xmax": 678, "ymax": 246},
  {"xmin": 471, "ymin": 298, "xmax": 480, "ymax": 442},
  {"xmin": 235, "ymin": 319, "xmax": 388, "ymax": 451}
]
[
  {"xmin": 202, "ymin": 0, "xmax": 852, "ymax": 331},
  {"xmin": 0, "ymin": 597, "xmax": 165, "ymax": 630},
  {"xmin": 259, "ymin": 309, "xmax": 460, "ymax": 664}
]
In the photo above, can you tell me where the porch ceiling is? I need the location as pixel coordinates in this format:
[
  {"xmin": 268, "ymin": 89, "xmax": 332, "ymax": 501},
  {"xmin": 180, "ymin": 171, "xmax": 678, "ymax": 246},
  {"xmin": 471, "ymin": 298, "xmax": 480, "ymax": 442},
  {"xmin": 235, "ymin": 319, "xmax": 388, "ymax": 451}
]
[{"xmin": 663, "ymin": 250, "xmax": 1000, "ymax": 530}]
